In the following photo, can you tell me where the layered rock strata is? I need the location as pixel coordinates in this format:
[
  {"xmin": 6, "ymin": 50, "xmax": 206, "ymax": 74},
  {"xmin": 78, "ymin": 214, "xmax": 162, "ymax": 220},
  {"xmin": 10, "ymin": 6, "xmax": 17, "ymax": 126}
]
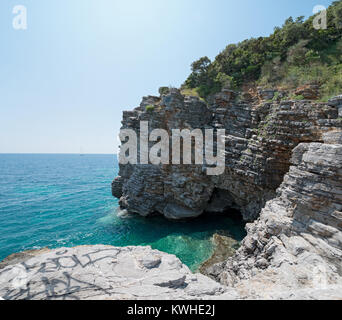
[
  {"xmin": 113, "ymin": 89, "xmax": 341, "ymax": 221},
  {"xmin": 110, "ymin": 89, "xmax": 342, "ymax": 298},
  {"xmin": 204, "ymin": 133, "xmax": 342, "ymax": 298}
]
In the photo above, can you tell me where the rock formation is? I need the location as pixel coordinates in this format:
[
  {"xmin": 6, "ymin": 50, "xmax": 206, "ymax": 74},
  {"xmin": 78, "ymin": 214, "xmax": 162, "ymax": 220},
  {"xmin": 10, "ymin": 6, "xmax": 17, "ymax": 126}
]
[
  {"xmin": 203, "ymin": 137, "xmax": 342, "ymax": 298},
  {"xmin": 113, "ymin": 89, "xmax": 341, "ymax": 221},
  {"xmin": 0, "ymin": 243, "xmax": 341, "ymax": 300},
  {"xmin": 110, "ymin": 89, "xmax": 342, "ymax": 299},
  {"xmin": 0, "ymin": 245, "xmax": 233, "ymax": 300}
]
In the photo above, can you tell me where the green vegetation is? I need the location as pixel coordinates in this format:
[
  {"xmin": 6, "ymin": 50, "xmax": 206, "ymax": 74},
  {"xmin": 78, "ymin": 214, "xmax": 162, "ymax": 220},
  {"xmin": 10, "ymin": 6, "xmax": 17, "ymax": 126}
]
[
  {"xmin": 182, "ymin": 1, "xmax": 342, "ymax": 100},
  {"xmin": 293, "ymin": 94, "xmax": 305, "ymax": 100},
  {"xmin": 180, "ymin": 87, "xmax": 200, "ymax": 97},
  {"xmin": 180, "ymin": 87, "xmax": 205, "ymax": 101},
  {"xmin": 272, "ymin": 92, "xmax": 280, "ymax": 101},
  {"xmin": 145, "ymin": 104, "xmax": 155, "ymax": 112},
  {"xmin": 159, "ymin": 86, "xmax": 170, "ymax": 96}
]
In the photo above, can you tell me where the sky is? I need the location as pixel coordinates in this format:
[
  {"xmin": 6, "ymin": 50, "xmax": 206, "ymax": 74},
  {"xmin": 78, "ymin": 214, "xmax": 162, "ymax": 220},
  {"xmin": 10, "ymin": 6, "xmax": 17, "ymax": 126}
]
[{"xmin": 0, "ymin": 0, "xmax": 335, "ymax": 154}]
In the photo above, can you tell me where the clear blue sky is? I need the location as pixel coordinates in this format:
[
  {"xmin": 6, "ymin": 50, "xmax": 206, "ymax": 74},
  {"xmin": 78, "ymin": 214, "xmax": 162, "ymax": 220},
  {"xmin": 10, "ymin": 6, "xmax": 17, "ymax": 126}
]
[{"xmin": 0, "ymin": 0, "xmax": 334, "ymax": 154}]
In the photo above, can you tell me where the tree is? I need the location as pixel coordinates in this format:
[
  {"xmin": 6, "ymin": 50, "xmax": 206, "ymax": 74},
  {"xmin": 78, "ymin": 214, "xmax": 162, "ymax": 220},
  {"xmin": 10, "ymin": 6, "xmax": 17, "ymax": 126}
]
[
  {"xmin": 332, "ymin": 0, "xmax": 342, "ymax": 30},
  {"xmin": 182, "ymin": 1, "xmax": 342, "ymax": 99},
  {"xmin": 184, "ymin": 56, "xmax": 212, "ymax": 90},
  {"xmin": 287, "ymin": 40, "xmax": 309, "ymax": 65}
]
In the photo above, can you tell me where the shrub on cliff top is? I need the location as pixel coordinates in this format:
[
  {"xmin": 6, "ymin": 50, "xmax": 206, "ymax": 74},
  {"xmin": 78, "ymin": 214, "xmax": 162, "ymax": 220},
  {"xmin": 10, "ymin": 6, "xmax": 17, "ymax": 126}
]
[
  {"xmin": 145, "ymin": 104, "xmax": 155, "ymax": 112},
  {"xmin": 159, "ymin": 87, "xmax": 170, "ymax": 96}
]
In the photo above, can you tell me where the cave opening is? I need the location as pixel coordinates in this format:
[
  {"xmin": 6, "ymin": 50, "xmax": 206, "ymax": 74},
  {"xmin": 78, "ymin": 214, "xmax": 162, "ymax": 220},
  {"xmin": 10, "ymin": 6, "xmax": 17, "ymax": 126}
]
[{"xmin": 205, "ymin": 188, "xmax": 243, "ymax": 221}]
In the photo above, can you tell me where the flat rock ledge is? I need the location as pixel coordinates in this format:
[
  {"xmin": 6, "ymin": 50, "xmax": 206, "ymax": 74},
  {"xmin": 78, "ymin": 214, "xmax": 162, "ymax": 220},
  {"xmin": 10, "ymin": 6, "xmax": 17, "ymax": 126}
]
[
  {"xmin": 1, "ymin": 244, "xmax": 341, "ymax": 300},
  {"xmin": 0, "ymin": 245, "xmax": 233, "ymax": 300}
]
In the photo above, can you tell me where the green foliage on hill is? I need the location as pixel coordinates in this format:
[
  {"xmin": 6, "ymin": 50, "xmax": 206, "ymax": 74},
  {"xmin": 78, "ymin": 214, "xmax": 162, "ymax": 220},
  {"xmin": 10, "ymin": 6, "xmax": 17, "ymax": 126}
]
[{"xmin": 183, "ymin": 1, "xmax": 342, "ymax": 100}]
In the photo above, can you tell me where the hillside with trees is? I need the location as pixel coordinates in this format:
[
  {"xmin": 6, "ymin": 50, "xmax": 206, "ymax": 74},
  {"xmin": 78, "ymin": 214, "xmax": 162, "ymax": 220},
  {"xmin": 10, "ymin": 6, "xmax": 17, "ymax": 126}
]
[{"xmin": 182, "ymin": 0, "xmax": 342, "ymax": 101}]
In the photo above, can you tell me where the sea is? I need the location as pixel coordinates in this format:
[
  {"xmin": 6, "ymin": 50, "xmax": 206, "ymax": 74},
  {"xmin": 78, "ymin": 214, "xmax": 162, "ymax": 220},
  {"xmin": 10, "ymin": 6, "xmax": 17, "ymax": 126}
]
[{"xmin": 0, "ymin": 154, "xmax": 246, "ymax": 271}]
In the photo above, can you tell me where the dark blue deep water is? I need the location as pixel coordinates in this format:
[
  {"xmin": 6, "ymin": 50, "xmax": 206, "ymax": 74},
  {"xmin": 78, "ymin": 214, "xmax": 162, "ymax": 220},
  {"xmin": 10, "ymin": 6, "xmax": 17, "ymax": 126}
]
[{"xmin": 0, "ymin": 154, "xmax": 246, "ymax": 271}]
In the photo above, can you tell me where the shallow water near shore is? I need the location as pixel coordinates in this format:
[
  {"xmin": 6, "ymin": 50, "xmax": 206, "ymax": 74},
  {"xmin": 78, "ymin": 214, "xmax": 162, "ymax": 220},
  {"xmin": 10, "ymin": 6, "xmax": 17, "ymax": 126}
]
[{"xmin": 0, "ymin": 154, "xmax": 246, "ymax": 271}]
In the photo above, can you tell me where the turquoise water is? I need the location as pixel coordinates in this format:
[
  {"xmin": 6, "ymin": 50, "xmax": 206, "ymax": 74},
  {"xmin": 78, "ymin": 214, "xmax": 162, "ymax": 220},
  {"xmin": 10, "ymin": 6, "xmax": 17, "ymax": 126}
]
[{"xmin": 0, "ymin": 154, "xmax": 246, "ymax": 271}]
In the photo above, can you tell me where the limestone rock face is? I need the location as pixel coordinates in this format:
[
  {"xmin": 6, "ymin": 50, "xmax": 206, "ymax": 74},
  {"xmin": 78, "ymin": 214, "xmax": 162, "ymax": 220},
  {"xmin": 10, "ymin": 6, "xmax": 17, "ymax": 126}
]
[
  {"xmin": 111, "ymin": 176, "xmax": 123, "ymax": 199},
  {"xmin": 113, "ymin": 88, "xmax": 341, "ymax": 221},
  {"xmin": 1, "ymin": 242, "xmax": 341, "ymax": 300},
  {"xmin": 0, "ymin": 245, "xmax": 231, "ymax": 300},
  {"xmin": 113, "ymin": 89, "xmax": 215, "ymax": 219},
  {"xmin": 109, "ymin": 88, "xmax": 342, "ymax": 299},
  {"xmin": 207, "ymin": 139, "xmax": 342, "ymax": 299}
]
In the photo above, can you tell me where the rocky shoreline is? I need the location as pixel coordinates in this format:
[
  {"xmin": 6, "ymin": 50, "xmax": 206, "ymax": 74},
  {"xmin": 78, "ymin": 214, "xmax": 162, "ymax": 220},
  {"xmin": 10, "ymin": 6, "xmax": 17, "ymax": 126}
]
[
  {"xmin": 1, "ymin": 89, "xmax": 341, "ymax": 300},
  {"xmin": 204, "ymin": 140, "xmax": 342, "ymax": 298},
  {"xmin": 111, "ymin": 88, "xmax": 342, "ymax": 299},
  {"xmin": 0, "ymin": 241, "xmax": 341, "ymax": 300}
]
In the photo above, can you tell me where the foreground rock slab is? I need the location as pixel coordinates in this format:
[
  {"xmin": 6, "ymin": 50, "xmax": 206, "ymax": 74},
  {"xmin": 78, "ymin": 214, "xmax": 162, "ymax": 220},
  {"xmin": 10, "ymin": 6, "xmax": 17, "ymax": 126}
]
[
  {"xmin": 1, "ymin": 243, "xmax": 341, "ymax": 300},
  {"xmin": 0, "ymin": 245, "xmax": 233, "ymax": 300}
]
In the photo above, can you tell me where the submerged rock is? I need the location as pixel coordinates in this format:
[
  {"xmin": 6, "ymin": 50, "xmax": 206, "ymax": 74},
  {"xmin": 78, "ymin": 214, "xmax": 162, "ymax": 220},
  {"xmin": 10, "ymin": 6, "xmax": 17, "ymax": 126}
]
[{"xmin": 199, "ymin": 233, "xmax": 239, "ymax": 278}]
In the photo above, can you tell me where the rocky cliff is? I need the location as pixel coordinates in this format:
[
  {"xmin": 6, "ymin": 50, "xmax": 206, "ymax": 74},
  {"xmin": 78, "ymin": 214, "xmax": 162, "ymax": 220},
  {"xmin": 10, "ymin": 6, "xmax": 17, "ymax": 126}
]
[
  {"xmin": 113, "ymin": 89, "xmax": 341, "ymax": 221},
  {"xmin": 111, "ymin": 89, "xmax": 342, "ymax": 298},
  {"xmin": 203, "ymin": 138, "xmax": 342, "ymax": 298}
]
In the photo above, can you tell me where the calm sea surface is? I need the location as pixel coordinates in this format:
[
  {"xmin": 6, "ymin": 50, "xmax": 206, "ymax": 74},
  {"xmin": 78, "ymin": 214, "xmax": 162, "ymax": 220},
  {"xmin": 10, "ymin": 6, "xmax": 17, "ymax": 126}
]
[{"xmin": 0, "ymin": 154, "xmax": 246, "ymax": 271}]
